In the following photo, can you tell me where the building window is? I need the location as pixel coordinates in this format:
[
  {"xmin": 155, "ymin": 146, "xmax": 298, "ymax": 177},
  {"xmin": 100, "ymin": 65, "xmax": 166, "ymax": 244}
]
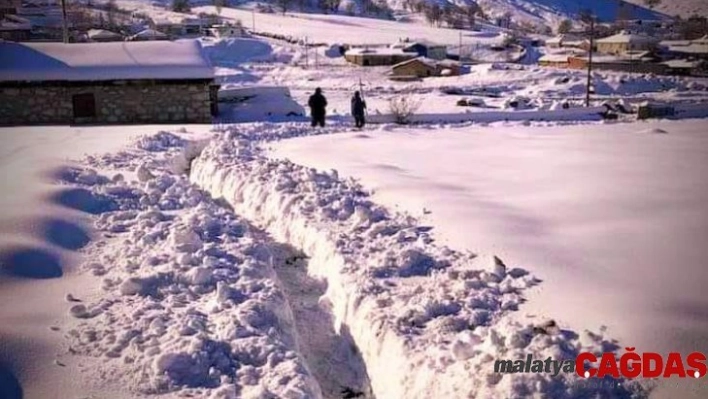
[{"xmin": 72, "ymin": 93, "xmax": 96, "ymax": 118}]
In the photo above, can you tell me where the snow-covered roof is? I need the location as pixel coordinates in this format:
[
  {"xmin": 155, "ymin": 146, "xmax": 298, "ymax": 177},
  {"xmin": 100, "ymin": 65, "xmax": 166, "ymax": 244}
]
[
  {"xmin": 392, "ymin": 57, "xmax": 437, "ymax": 69},
  {"xmin": 346, "ymin": 47, "xmax": 416, "ymax": 56},
  {"xmin": 663, "ymin": 59, "xmax": 704, "ymax": 69},
  {"xmin": 87, "ymin": 29, "xmax": 122, "ymax": 40},
  {"xmin": 668, "ymin": 43, "xmax": 708, "ymax": 55},
  {"xmin": 596, "ymin": 30, "xmax": 658, "ymax": 45},
  {"xmin": 547, "ymin": 34, "xmax": 585, "ymax": 45},
  {"xmin": 0, "ymin": 40, "xmax": 214, "ymax": 82},
  {"xmin": 403, "ymin": 39, "xmax": 446, "ymax": 48},
  {"xmin": 131, "ymin": 28, "xmax": 168, "ymax": 39}
]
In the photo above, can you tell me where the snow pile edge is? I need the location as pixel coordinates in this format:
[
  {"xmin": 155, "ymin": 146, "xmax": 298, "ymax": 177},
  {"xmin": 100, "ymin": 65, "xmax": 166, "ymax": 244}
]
[{"xmin": 191, "ymin": 129, "xmax": 651, "ymax": 399}]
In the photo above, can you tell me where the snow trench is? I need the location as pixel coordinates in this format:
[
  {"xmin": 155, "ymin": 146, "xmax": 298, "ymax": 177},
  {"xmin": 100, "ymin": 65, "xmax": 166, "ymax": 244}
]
[{"xmin": 191, "ymin": 127, "xmax": 652, "ymax": 399}]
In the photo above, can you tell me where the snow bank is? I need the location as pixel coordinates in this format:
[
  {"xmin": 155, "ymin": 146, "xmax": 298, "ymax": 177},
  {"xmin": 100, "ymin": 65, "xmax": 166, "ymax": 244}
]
[
  {"xmin": 191, "ymin": 125, "xmax": 651, "ymax": 398},
  {"xmin": 62, "ymin": 131, "xmax": 321, "ymax": 398}
]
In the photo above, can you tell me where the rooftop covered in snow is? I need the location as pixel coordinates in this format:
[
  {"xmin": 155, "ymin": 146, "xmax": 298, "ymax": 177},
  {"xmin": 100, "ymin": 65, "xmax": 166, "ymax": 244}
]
[
  {"xmin": 595, "ymin": 30, "xmax": 659, "ymax": 44},
  {"xmin": 0, "ymin": 40, "xmax": 214, "ymax": 82}
]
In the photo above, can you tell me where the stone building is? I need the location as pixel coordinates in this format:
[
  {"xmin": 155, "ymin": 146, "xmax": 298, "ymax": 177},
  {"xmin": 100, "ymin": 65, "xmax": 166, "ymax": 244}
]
[
  {"xmin": 344, "ymin": 47, "xmax": 417, "ymax": 66},
  {"xmin": 391, "ymin": 57, "xmax": 461, "ymax": 78},
  {"xmin": 0, "ymin": 40, "xmax": 218, "ymax": 126}
]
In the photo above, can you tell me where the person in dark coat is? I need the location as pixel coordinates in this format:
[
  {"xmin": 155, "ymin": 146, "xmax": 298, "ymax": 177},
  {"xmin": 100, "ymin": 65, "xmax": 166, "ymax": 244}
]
[
  {"xmin": 351, "ymin": 91, "xmax": 367, "ymax": 128},
  {"xmin": 308, "ymin": 88, "xmax": 327, "ymax": 127}
]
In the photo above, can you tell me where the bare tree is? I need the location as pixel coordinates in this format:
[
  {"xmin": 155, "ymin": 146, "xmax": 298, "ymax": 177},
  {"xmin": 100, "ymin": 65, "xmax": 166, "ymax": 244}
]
[
  {"xmin": 389, "ymin": 96, "xmax": 421, "ymax": 125},
  {"xmin": 463, "ymin": 3, "xmax": 480, "ymax": 29},
  {"xmin": 423, "ymin": 3, "xmax": 443, "ymax": 27},
  {"xmin": 557, "ymin": 19, "xmax": 572, "ymax": 34},
  {"xmin": 443, "ymin": 5, "xmax": 463, "ymax": 29}
]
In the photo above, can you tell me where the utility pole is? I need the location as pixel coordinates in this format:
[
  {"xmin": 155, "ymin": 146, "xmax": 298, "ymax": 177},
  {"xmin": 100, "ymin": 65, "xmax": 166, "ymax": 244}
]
[
  {"xmin": 458, "ymin": 31, "xmax": 462, "ymax": 61},
  {"xmin": 252, "ymin": 9, "xmax": 255, "ymax": 31},
  {"xmin": 60, "ymin": 0, "xmax": 69, "ymax": 43},
  {"xmin": 585, "ymin": 16, "xmax": 595, "ymax": 107}
]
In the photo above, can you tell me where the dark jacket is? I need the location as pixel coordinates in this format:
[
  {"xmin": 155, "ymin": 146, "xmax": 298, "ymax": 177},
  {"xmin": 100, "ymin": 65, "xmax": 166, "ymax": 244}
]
[
  {"xmin": 308, "ymin": 92, "xmax": 327, "ymax": 116},
  {"xmin": 351, "ymin": 95, "xmax": 366, "ymax": 116}
]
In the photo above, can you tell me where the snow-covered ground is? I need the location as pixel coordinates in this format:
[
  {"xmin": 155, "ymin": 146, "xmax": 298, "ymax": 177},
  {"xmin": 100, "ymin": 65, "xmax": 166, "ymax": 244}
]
[{"xmin": 270, "ymin": 118, "xmax": 708, "ymax": 398}]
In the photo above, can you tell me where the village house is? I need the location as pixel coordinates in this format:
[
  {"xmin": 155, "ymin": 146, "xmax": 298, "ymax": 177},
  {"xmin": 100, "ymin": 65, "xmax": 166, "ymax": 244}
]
[
  {"xmin": 546, "ymin": 34, "xmax": 590, "ymax": 51},
  {"xmin": 344, "ymin": 47, "xmax": 417, "ymax": 66},
  {"xmin": 0, "ymin": 40, "xmax": 218, "ymax": 126},
  {"xmin": 390, "ymin": 57, "xmax": 461, "ymax": 78},
  {"xmin": 661, "ymin": 35, "xmax": 708, "ymax": 60},
  {"xmin": 595, "ymin": 30, "xmax": 659, "ymax": 55},
  {"xmin": 662, "ymin": 59, "xmax": 707, "ymax": 76},
  {"xmin": 568, "ymin": 52, "xmax": 666, "ymax": 74},
  {"xmin": 207, "ymin": 23, "xmax": 243, "ymax": 39},
  {"xmin": 391, "ymin": 39, "xmax": 448, "ymax": 60}
]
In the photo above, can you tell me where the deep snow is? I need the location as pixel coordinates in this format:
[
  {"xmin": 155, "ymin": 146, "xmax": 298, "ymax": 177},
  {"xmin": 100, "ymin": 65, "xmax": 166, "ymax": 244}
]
[
  {"xmin": 191, "ymin": 123, "xmax": 651, "ymax": 398},
  {"xmin": 270, "ymin": 119, "xmax": 708, "ymax": 398}
]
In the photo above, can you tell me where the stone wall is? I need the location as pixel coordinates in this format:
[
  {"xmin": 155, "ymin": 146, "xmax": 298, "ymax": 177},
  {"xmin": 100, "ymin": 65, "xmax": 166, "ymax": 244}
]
[{"xmin": 0, "ymin": 80, "xmax": 214, "ymax": 126}]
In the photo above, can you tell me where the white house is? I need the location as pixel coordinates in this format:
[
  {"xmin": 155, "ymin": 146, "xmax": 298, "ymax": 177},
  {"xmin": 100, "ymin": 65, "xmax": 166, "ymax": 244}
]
[{"xmin": 595, "ymin": 30, "xmax": 658, "ymax": 55}]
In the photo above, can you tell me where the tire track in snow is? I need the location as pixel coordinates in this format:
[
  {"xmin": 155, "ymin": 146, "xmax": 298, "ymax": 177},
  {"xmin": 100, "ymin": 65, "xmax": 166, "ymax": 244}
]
[{"xmin": 264, "ymin": 242, "xmax": 374, "ymax": 399}]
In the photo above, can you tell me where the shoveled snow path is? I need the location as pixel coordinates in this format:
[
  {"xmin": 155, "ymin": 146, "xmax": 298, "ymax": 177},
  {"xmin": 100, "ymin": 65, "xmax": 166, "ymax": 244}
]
[
  {"xmin": 190, "ymin": 124, "xmax": 651, "ymax": 399},
  {"xmin": 265, "ymin": 241, "xmax": 374, "ymax": 399}
]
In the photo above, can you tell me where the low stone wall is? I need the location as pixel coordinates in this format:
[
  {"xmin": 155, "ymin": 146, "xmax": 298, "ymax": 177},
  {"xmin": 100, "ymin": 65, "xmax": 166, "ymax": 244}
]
[{"xmin": 0, "ymin": 80, "xmax": 214, "ymax": 126}]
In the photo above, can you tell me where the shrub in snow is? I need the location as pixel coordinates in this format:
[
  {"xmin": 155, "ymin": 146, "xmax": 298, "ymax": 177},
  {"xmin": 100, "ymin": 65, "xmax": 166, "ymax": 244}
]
[{"xmin": 388, "ymin": 95, "xmax": 421, "ymax": 124}]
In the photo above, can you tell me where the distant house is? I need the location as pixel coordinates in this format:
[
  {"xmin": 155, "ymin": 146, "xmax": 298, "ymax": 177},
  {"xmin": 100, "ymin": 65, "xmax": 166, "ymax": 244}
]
[
  {"xmin": 568, "ymin": 52, "xmax": 666, "ymax": 74},
  {"xmin": 595, "ymin": 30, "xmax": 658, "ymax": 55},
  {"xmin": 391, "ymin": 57, "xmax": 461, "ymax": 78},
  {"xmin": 128, "ymin": 28, "xmax": 169, "ymax": 41},
  {"xmin": 0, "ymin": 40, "xmax": 218, "ymax": 125},
  {"xmin": 391, "ymin": 57, "xmax": 437, "ymax": 78},
  {"xmin": 661, "ymin": 35, "xmax": 708, "ymax": 60},
  {"xmin": 208, "ymin": 24, "xmax": 243, "ymax": 39},
  {"xmin": 662, "ymin": 59, "xmax": 707, "ymax": 76},
  {"xmin": 344, "ymin": 47, "xmax": 417, "ymax": 66},
  {"xmin": 87, "ymin": 29, "xmax": 123, "ymax": 42},
  {"xmin": 393, "ymin": 40, "xmax": 448, "ymax": 60},
  {"xmin": 546, "ymin": 34, "xmax": 590, "ymax": 50}
]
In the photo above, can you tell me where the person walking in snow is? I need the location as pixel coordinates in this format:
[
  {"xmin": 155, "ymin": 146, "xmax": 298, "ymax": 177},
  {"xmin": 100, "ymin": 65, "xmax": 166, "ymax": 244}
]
[
  {"xmin": 351, "ymin": 91, "xmax": 367, "ymax": 128},
  {"xmin": 308, "ymin": 88, "xmax": 327, "ymax": 128}
]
